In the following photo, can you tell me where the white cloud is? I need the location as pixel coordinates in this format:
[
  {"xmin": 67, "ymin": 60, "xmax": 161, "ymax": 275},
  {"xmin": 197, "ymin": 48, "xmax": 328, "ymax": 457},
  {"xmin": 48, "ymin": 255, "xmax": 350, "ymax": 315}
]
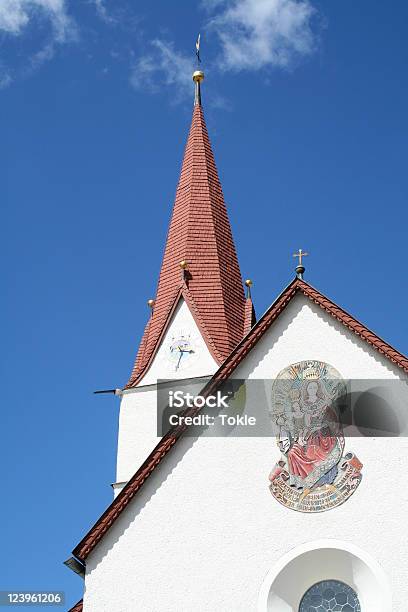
[
  {"xmin": 92, "ymin": 0, "xmax": 115, "ymax": 25},
  {"xmin": 28, "ymin": 41, "xmax": 55, "ymax": 69},
  {"xmin": 0, "ymin": 70, "xmax": 13, "ymax": 89},
  {"xmin": 130, "ymin": 40, "xmax": 194, "ymax": 101},
  {"xmin": 0, "ymin": 0, "xmax": 76, "ymax": 42},
  {"xmin": 0, "ymin": 0, "xmax": 77, "ymax": 83},
  {"xmin": 0, "ymin": 0, "xmax": 30, "ymax": 33},
  {"xmin": 208, "ymin": 0, "xmax": 316, "ymax": 71},
  {"xmin": 131, "ymin": 0, "xmax": 317, "ymax": 103},
  {"xmin": 0, "ymin": 0, "xmax": 318, "ymax": 97}
]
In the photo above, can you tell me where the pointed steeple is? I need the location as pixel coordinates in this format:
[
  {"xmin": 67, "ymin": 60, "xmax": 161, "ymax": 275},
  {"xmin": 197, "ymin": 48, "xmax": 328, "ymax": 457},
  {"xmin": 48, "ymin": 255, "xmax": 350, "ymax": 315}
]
[{"xmin": 126, "ymin": 70, "xmax": 246, "ymax": 387}]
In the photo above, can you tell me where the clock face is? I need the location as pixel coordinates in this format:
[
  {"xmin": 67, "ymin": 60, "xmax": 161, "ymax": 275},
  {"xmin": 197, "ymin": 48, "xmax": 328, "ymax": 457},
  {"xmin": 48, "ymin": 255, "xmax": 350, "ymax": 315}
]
[{"xmin": 165, "ymin": 330, "xmax": 198, "ymax": 372}]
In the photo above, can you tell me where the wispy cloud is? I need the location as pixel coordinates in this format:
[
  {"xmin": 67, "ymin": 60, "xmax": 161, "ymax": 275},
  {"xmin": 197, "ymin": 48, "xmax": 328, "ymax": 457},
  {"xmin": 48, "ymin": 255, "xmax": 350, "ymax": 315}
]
[
  {"xmin": 131, "ymin": 0, "xmax": 318, "ymax": 103},
  {"xmin": 0, "ymin": 0, "xmax": 77, "ymax": 84},
  {"xmin": 0, "ymin": 69, "xmax": 13, "ymax": 89},
  {"xmin": 130, "ymin": 40, "xmax": 194, "ymax": 102},
  {"xmin": 0, "ymin": 0, "xmax": 318, "ymax": 98},
  {"xmin": 0, "ymin": 0, "xmax": 138, "ymax": 90},
  {"xmin": 208, "ymin": 0, "xmax": 316, "ymax": 71},
  {"xmin": 28, "ymin": 41, "xmax": 56, "ymax": 72},
  {"xmin": 0, "ymin": 0, "xmax": 76, "ymax": 42},
  {"xmin": 92, "ymin": 0, "xmax": 116, "ymax": 25},
  {"xmin": 91, "ymin": 0, "xmax": 141, "ymax": 30}
]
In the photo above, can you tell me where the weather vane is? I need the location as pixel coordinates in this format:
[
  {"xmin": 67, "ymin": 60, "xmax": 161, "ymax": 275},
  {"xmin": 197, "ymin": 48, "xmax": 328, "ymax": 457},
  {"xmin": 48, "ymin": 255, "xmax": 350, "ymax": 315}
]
[
  {"xmin": 293, "ymin": 249, "xmax": 309, "ymax": 279},
  {"xmin": 193, "ymin": 34, "xmax": 204, "ymax": 106},
  {"xmin": 195, "ymin": 33, "xmax": 201, "ymax": 66}
]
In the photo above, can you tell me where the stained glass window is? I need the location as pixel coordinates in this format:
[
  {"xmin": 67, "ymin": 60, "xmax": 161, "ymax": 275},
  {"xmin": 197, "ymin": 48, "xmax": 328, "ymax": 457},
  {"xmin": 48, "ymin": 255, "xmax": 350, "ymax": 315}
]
[{"xmin": 299, "ymin": 579, "xmax": 361, "ymax": 612}]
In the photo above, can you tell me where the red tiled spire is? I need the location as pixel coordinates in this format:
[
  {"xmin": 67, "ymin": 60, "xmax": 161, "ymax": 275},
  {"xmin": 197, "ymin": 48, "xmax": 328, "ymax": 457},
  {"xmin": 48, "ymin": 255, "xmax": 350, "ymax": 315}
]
[{"xmin": 126, "ymin": 75, "xmax": 246, "ymax": 387}]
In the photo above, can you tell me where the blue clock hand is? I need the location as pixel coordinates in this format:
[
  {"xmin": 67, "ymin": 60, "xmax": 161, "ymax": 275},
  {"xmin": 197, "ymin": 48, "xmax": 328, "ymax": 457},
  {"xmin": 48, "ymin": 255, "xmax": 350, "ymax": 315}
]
[
  {"xmin": 176, "ymin": 350, "xmax": 183, "ymax": 370},
  {"xmin": 179, "ymin": 346, "xmax": 194, "ymax": 353}
]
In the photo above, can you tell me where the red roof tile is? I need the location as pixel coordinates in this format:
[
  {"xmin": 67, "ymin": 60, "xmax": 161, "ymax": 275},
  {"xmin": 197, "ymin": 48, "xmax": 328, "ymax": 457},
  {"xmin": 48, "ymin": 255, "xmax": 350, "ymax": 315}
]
[
  {"xmin": 125, "ymin": 102, "xmax": 246, "ymax": 387},
  {"xmin": 72, "ymin": 277, "xmax": 408, "ymax": 562}
]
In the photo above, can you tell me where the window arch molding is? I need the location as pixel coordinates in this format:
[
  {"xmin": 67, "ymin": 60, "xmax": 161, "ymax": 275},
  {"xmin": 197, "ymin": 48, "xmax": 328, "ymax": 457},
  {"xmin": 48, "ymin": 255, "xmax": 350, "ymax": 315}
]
[{"xmin": 257, "ymin": 539, "xmax": 391, "ymax": 612}]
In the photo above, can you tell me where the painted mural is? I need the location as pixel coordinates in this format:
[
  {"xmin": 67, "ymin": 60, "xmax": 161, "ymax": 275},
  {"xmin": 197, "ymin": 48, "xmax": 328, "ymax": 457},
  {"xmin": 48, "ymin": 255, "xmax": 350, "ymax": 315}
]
[{"xmin": 269, "ymin": 360, "xmax": 362, "ymax": 512}]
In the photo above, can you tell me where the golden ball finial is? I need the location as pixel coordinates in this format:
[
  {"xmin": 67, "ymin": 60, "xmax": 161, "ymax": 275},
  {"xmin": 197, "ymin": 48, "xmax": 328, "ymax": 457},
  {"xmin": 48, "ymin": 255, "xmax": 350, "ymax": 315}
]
[
  {"xmin": 245, "ymin": 279, "xmax": 253, "ymax": 287},
  {"xmin": 147, "ymin": 299, "xmax": 155, "ymax": 309},
  {"xmin": 179, "ymin": 260, "xmax": 189, "ymax": 270},
  {"xmin": 192, "ymin": 70, "xmax": 204, "ymax": 83}
]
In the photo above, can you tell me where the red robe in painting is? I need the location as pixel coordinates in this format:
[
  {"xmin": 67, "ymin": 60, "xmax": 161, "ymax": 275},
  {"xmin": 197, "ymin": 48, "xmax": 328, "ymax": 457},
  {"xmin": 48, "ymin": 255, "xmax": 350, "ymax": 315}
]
[{"xmin": 287, "ymin": 429, "xmax": 337, "ymax": 480}]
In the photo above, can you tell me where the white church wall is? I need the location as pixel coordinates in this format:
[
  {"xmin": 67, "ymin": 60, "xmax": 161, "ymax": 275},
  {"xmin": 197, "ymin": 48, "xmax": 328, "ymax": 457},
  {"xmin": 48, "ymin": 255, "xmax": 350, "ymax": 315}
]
[
  {"xmin": 84, "ymin": 435, "xmax": 408, "ymax": 611},
  {"xmin": 233, "ymin": 293, "xmax": 400, "ymax": 381},
  {"xmin": 85, "ymin": 294, "xmax": 408, "ymax": 611},
  {"xmin": 115, "ymin": 298, "xmax": 218, "ymax": 485},
  {"xmin": 115, "ymin": 386, "xmax": 159, "ymax": 487}
]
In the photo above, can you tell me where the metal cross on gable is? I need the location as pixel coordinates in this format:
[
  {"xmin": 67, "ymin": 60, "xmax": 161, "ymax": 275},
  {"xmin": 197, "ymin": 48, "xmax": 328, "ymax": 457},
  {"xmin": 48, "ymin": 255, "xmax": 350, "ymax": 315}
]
[
  {"xmin": 293, "ymin": 248, "xmax": 309, "ymax": 266},
  {"xmin": 293, "ymin": 249, "xmax": 309, "ymax": 279}
]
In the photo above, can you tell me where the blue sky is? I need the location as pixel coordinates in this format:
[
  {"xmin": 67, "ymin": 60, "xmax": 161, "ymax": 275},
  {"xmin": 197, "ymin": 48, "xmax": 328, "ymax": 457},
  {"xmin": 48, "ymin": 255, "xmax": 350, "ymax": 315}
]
[{"xmin": 2, "ymin": 0, "xmax": 408, "ymax": 608}]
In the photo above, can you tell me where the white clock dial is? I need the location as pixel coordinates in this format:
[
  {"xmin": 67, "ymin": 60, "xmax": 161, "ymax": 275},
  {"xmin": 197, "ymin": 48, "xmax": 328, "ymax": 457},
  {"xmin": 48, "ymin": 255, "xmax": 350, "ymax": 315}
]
[{"xmin": 165, "ymin": 330, "xmax": 198, "ymax": 372}]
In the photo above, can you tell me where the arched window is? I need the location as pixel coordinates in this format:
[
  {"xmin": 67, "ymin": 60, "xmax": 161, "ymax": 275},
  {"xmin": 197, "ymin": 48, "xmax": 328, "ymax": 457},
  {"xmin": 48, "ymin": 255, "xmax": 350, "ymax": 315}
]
[
  {"xmin": 299, "ymin": 579, "xmax": 361, "ymax": 612},
  {"xmin": 257, "ymin": 540, "xmax": 391, "ymax": 612}
]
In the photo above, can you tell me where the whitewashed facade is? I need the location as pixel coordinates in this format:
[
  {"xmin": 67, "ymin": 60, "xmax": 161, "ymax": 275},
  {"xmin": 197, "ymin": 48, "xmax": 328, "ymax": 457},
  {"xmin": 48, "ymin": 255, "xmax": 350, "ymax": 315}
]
[{"xmin": 81, "ymin": 295, "xmax": 408, "ymax": 611}]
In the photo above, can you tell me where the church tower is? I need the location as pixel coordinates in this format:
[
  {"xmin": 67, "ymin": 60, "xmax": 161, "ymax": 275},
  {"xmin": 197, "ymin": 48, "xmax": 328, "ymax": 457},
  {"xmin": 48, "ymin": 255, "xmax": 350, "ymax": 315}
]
[
  {"xmin": 68, "ymin": 64, "xmax": 408, "ymax": 612},
  {"xmin": 113, "ymin": 69, "xmax": 250, "ymax": 494}
]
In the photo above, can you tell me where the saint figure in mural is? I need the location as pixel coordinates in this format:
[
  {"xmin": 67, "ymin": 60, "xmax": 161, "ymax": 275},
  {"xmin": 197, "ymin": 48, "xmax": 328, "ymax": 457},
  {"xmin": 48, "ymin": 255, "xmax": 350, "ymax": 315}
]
[{"xmin": 269, "ymin": 361, "xmax": 362, "ymax": 512}]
